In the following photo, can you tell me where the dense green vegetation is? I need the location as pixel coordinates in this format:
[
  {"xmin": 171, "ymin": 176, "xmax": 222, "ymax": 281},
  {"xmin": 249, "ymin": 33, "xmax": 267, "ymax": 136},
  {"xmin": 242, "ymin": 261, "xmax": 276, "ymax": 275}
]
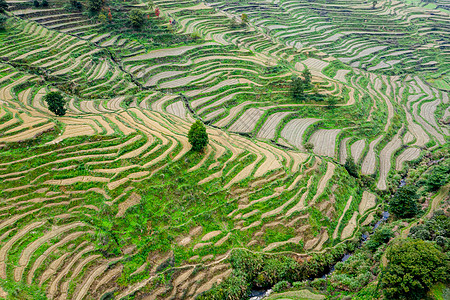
[
  {"xmin": 188, "ymin": 120, "xmax": 209, "ymax": 152},
  {"xmin": 380, "ymin": 239, "xmax": 449, "ymax": 299},
  {"xmin": 44, "ymin": 91, "xmax": 66, "ymax": 116}
]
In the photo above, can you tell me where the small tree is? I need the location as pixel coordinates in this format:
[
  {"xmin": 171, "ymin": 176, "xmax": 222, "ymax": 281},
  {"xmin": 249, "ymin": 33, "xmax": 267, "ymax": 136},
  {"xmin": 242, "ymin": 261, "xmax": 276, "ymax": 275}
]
[
  {"xmin": 0, "ymin": 14, "xmax": 7, "ymax": 30},
  {"xmin": 425, "ymin": 164, "xmax": 449, "ymax": 191},
  {"xmin": 42, "ymin": 0, "xmax": 48, "ymax": 7},
  {"xmin": 188, "ymin": 120, "xmax": 208, "ymax": 152},
  {"xmin": 372, "ymin": 0, "xmax": 377, "ymax": 9},
  {"xmin": 291, "ymin": 76, "xmax": 305, "ymax": 102},
  {"xmin": 302, "ymin": 67, "xmax": 312, "ymax": 88},
  {"xmin": 389, "ymin": 185, "xmax": 420, "ymax": 219},
  {"xmin": 44, "ymin": 92, "xmax": 66, "ymax": 116},
  {"xmin": 70, "ymin": 0, "xmax": 82, "ymax": 10},
  {"xmin": 241, "ymin": 13, "xmax": 248, "ymax": 24},
  {"xmin": 98, "ymin": 13, "xmax": 107, "ymax": 24},
  {"xmin": 0, "ymin": 0, "xmax": 8, "ymax": 13},
  {"xmin": 304, "ymin": 142, "xmax": 314, "ymax": 152},
  {"xmin": 88, "ymin": 0, "xmax": 103, "ymax": 12},
  {"xmin": 327, "ymin": 96, "xmax": 338, "ymax": 109},
  {"xmin": 380, "ymin": 239, "xmax": 449, "ymax": 299},
  {"xmin": 129, "ymin": 9, "xmax": 145, "ymax": 29},
  {"xmin": 33, "ymin": 0, "xmax": 40, "ymax": 8},
  {"xmin": 344, "ymin": 158, "xmax": 359, "ymax": 178}
]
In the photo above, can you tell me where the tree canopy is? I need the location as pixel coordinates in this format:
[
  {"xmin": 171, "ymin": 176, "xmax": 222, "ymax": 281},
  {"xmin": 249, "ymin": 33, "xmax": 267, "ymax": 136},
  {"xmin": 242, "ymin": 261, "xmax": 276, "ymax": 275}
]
[
  {"xmin": 44, "ymin": 91, "xmax": 66, "ymax": 116},
  {"xmin": 389, "ymin": 185, "xmax": 420, "ymax": 219},
  {"xmin": 129, "ymin": 9, "xmax": 145, "ymax": 29},
  {"xmin": 0, "ymin": 0, "xmax": 8, "ymax": 13},
  {"xmin": 380, "ymin": 239, "xmax": 449, "ymax": 299},
  {"xmin": 188, "ymin": 120, "xmax": 208, "ymax": 152}
]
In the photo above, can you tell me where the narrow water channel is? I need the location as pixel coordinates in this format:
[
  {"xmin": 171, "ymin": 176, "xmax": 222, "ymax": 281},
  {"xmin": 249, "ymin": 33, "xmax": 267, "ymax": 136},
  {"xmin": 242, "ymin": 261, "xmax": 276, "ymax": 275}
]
[{"xmin": 248, "ymin": 211, "xmax": 390, "ymax": 300}]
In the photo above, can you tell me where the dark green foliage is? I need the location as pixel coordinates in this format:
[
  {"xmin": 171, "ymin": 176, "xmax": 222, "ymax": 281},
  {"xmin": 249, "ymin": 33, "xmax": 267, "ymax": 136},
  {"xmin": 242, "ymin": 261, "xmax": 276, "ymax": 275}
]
[
  {"xmin": 425, "ymin": 162, "xmax": 449, "ymax": 191},
  {"xmin": 0, "ymin": 0, "xmax": 8, "ymax": 13},
  {"xmin": 129, "ymin": 9, "xmax": 145, "ymax": 29},
  {"xmin": 272, "ymin": 280, "xmax": 290, "ymax": 292},
  {"xmin": 327, "ymin": 96, "xmax": 338, "ymax": 109},
  {"xmin": 200, "ymin": 246, "xmax": 347, "ymax": 299},
  {"xmin": 33, "ymin": 0, "xmax": 40, "ymax": 7},
  {"xmin": 365, "ymin": 226, "xmax": 394, "ymax": 251},
  {"xmin": 88, "ymin": 0, "xmax": 102, "ymax": 12},
  {"xmin": 290, "ymin": 76, "xmax": 305, "ymax": 102},
  {"xmin": 304, "ymin": 142, "xmax": 314, "ymax": 152},
  {"xmin": 344, "ymin": 158, "xmax": 359, "ymax": 178},
  {"xmin": 188, "ymin": 120, "xmax": 208, "ymax": 152},
  {"xmin": 409, "ymin": 211, "xmax": 450, "ymax": 250},
  {"xmin": 329, "ymin": 252, "xmax": 372, "ymax": 292},
  {"xmin": 389, "ymin": 185, "xmax": 420, "ymax": 219},
  {"xmin": 42, "ymin": 0, "xmax": 48, "ymax": 7},
  {"xmin": 302, "ymin": 67, "xmax": 312, "ymax": 88},
  {"xmin": 0, "ymin": 14, "xmax": 7, "ymax": 30},
  {"xmin": 380, "ymin": 239, "xmax": 450, "ymax": 299},
  {"xmin": 44, "ymin": 91, "xmax": 66, "ymax": 116},
  {"xmin": 70, "ymin": 0, "xmax": 82, "ymax": 10}
]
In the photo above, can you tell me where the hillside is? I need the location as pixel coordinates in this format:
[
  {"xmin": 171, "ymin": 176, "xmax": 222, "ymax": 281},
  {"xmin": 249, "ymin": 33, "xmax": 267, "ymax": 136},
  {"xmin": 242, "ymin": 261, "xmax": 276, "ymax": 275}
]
[{"xmin": 0, "ymin": 0, "xmax": 449, "ymax": 299}]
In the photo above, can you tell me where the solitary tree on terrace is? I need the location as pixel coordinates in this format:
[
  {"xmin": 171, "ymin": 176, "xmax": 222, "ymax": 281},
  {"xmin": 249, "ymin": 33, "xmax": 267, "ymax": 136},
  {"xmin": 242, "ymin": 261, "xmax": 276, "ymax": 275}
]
[
  {"xmin": 302, "ymin": 67, "xmax": 312, "ymax": 88},
  {"xmin": 44, "ymin": 91, "xmax": 66, "ymax": 116},
  {"xmin": 129, "ymin": 9, "xmax": 145, "ymax": 29},
  {"xmin": 241, "ymin": 13, "xmax": 248, "ymax": 24},
  {"xmin": 291, "ymin": 76, "xmax": 305, "ymax": 102},
  {"xmin": 188, "ymin": 120, "xmax": 208, "ymax": 152},
  {"xmin": 372, "ymin": 0, "xmax": 377, "ymax": 9}
]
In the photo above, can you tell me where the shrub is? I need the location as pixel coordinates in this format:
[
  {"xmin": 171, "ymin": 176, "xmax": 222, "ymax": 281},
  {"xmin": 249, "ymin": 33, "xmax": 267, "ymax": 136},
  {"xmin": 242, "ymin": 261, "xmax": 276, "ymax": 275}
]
[
  {"xmin": 0, "ymin": 0, "xmax": 8, "ymax": 13},
  {"xmin": 0, "ymin": 14, "xmax": 7, "ymax": 30},
  {"xmin": 33, "ymin": 0, "xmax": 40, "ymax": 8},
  {"xmin": 88, "ymin": 0, "xmax": 103, "ymax": 12},
  {"xmin": 304, "ymin": 142, "xmax": 314, "ymax": 152},
  {"xmin": 42, "ymin": 0, "xmax": 48, "ymax": 7},
  {"xmin": 389, "ymin": 185, "xmax": 420, "ymax": 219},
  {"xmin": 98, "ymin": 13, "xmax": 107, "ymax": 23},
  {"xmin": 196, "ymin": 270, "xmax": 249, "ymax": 300},
  {"xmin": 44, "ymin": 91, "xmax": 66, "ymax": 116},
  {"xmin": 129, "ymin": 9, "xmax": 145, "ymax": 29},
  {"xmin": 344, "ymin": 158, "xmax": 359, "ymax": 178},
  {"xmin": 290, "ymin": 76, "xmax": 305, "ymax": 102},
  {"xmin": 302, "ymin": 67, "xmax": 312, "ymax": 88},
  {"xmin": 365, "ymin": 226, "xmax": 394, "ymax": 251},
  {"xmin": 188, "ymin": 120, "xmax": 208, "ymax": 152},
  {"xmin": 70, "ymin": 0, "xmax": 82, "ymax": 10},
  {"xmin": 272, "ymin": 280, "xmax": 290, "ymax": 293},
  {"xmin": 425, "ymin": 163, "xmax": 449, "ymax": 191},
  {"xmin": 241, "ymin": 13, "xmax": 248, "ymax": 24},
  {"xmin": 380, "ymin": 239, "xmax": 449, "ymax": 299}
]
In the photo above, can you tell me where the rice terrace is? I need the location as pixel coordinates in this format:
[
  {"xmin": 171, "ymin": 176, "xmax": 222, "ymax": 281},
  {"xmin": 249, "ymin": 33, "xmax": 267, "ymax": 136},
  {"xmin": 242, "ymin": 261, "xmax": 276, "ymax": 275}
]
[{"xmin": 0, "ymin": 0, "xmax": 449, "ymax": 299}]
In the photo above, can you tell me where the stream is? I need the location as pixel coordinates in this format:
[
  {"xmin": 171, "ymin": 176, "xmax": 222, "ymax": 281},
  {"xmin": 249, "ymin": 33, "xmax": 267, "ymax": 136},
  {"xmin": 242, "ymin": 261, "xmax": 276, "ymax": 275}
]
[{"xmin": 248, "ymin": 211, "xmax": 390, "ymax": 300}]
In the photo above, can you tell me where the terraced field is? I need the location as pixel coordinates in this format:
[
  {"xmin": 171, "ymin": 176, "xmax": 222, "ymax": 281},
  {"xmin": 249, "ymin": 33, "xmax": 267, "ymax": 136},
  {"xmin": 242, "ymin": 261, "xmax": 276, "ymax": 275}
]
[{"xmin": 0, "ymin": 0, "xmax": 449, "ymax": 298}]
